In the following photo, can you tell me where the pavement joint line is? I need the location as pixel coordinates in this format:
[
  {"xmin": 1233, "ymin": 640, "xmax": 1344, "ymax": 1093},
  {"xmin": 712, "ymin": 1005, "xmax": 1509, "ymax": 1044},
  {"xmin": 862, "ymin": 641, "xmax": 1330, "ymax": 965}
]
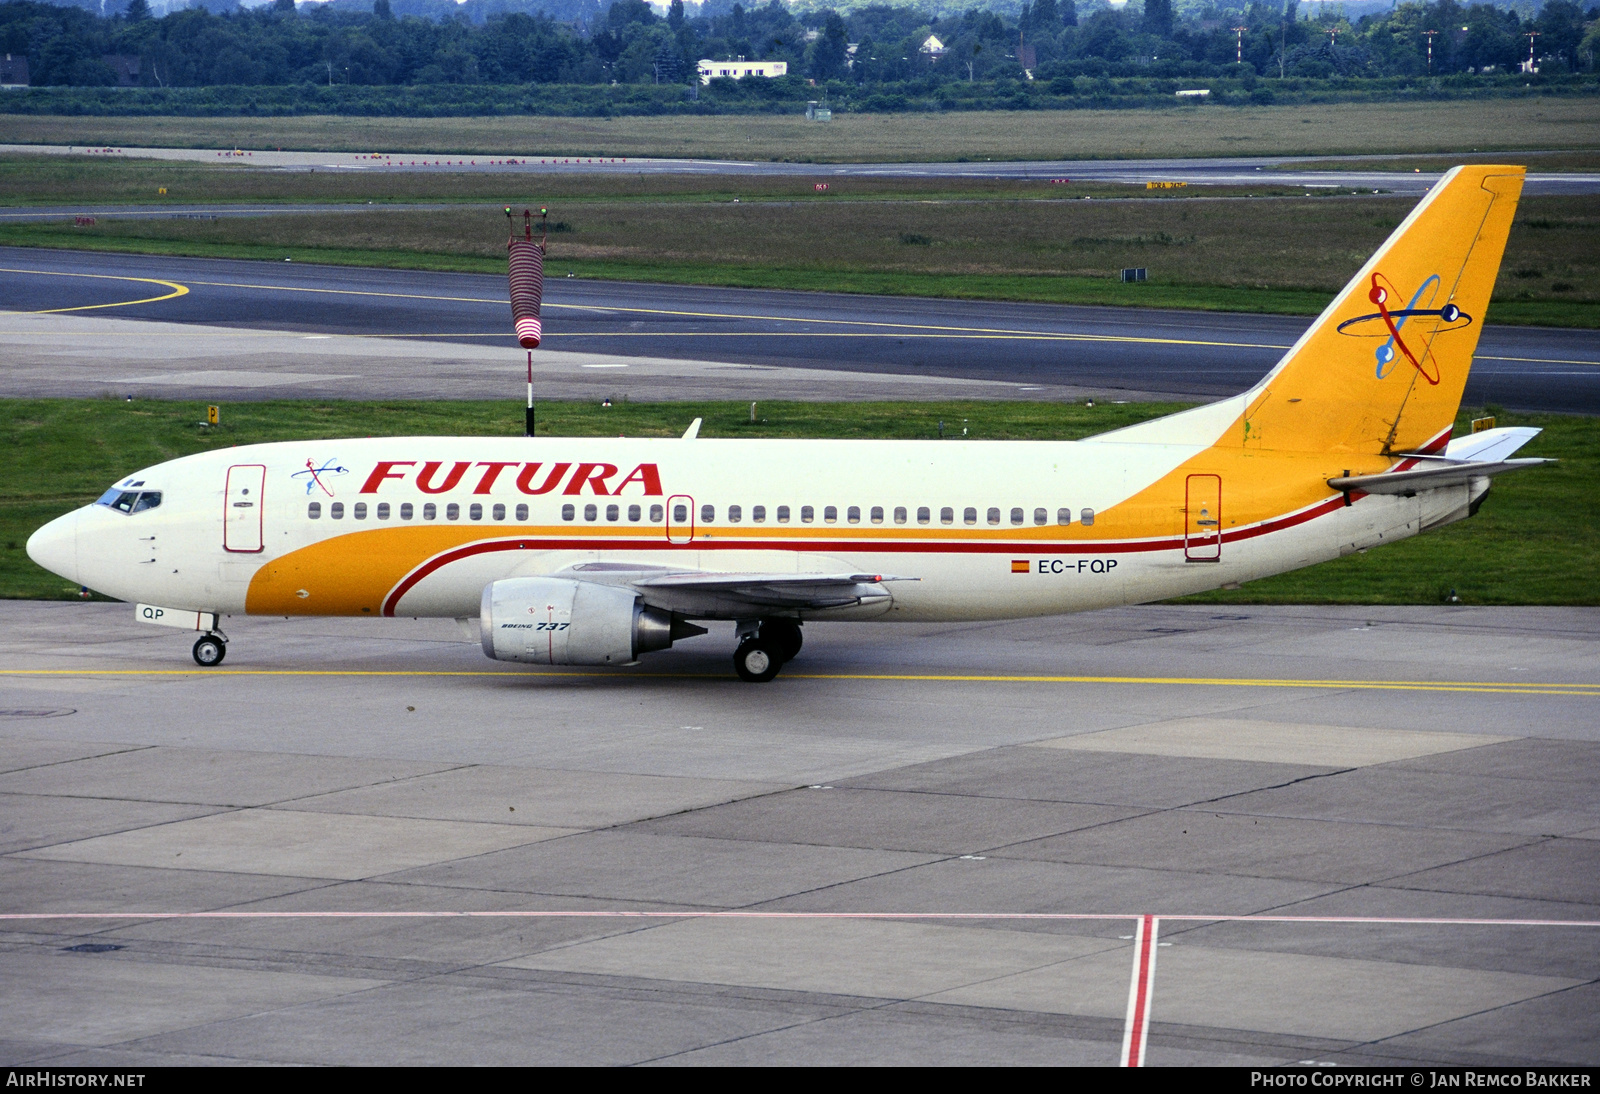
[
  {"xmin": 1, "ymin": 326, "xmax": 1591, "ymax": 368},
  {"xmin": 5, "ymin": 911, "xmax": 1600, "ymax": 926},
  {"xmin": 0, "ymin": 668, "xmax": 1594, "ymax": 695},
  {"xmin": 1475, "ymin": 355, "xmax": 1600, "ymax": 367}
]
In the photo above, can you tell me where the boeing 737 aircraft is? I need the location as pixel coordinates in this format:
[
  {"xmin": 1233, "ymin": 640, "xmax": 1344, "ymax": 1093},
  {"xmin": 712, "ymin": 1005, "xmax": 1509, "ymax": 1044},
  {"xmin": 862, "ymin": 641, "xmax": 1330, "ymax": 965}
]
[{"xmin": 28, "ymin": 165, "xmax": 1547, "ymax": 681}]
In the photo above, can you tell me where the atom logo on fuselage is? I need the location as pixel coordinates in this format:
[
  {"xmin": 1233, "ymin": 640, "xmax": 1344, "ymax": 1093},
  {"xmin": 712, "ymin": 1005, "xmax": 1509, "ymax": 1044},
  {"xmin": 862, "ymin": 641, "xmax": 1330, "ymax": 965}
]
[
  {"xmin": 1335, "ymin": 272, "xmax": 1472, "ymax": 387},
  {"xmin": 291, "ymin": 458, "xmax": 349, "ymax": 497}
]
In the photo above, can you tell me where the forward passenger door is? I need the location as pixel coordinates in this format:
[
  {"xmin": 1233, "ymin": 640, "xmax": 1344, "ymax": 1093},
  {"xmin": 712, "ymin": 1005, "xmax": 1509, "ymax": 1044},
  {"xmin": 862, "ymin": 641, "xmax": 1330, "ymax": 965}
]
[{"xmin": 224, "ymin": 464, "xmax": 266, "ymax": 553}]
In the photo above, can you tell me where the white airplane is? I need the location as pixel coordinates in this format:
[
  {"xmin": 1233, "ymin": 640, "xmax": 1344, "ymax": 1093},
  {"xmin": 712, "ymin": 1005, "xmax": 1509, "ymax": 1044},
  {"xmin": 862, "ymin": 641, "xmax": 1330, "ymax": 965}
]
[{"xmin": 28, "ymin": 165, "xmax": 1547, "ymax": 682}]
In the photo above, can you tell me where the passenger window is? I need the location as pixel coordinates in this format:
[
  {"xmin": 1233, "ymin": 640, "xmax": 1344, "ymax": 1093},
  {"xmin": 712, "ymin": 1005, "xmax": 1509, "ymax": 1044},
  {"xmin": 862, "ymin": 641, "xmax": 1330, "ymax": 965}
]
[
  {"xmin": 377, "ymin": 502, "xmax": 391, "ymax": 520},
  {"xmin": 423, "ymin": 503, "xmax": 436, "ymax": 520},
  {"xmin": 562, "ymin": 503, "xmax": 575, "ymax": 521},
  {"xmin": 673, "ymin": 504, "xmax": 687, "ymax": 522},
  {"xmin": 331, "ymin": 502, "xmax": 345, "ymax": 519},
  {"xmin": 1057, "ymin": 507, "xmax": 1071, "ymax": 525},
  {"xmin": 628, "ymin": 504, "xmax": 641, "ymax": 522},
  {"xmin": 651, "ymin": 504, "xmax": 664, "ymax": 522},
  {"xmin": 941, "ymin": 507, "xmax": 954, "ymax": 524},
  {"xmin": 492, "ymin": 503, "xmax": 505, "ymax": 521},
  {"xmin": 917, "ymin": 507, "xmax": 930, "ymax": 525},
  {"xmin": 752, "ymin": 505, "xmax": 766, "ymax": 523},
  {"xmin": 801, "ymin": 506, "xmax": 814, "ymax": 523},
  {"xmin": 468, "ymin": 503, "xmax": 482, "ymax": 520},
  {"xmin": 606, "ymin": 503, "xmax": 619, "ymax": 522},
  {"xmin": 353, "ymin": 502, "xmax": 367, "ymax": 520},
  {"xmin": 701, "ymin": 504, "xmax": 715, "ymax": 523},
  {"xmin": 1010, "ymin": 507, "xmax": 1024, "ymax": 526},
  {"xmin": 987, "ymin": 507, "xmax": 1001, "ymax": 525},
  {"xmin": 871, "ymin": 506, "xmax": 884, "ymax": 524},
  {"xmin": 585, "ymin": 503, "xmax": 598, "ymax": 521},
  {"xmin": 728, "ymin": 505, "xmax": 742, "ymax": 523},
  {"xmin": 308, "ymin": 502, "xmax": 321, "ymax": 519},
  {"xmin": 131, "ymin": 492, "xmax": 161, "ymax": 513},
  {"xmin": 777, "ymin": 505, "xmax": 791, "ymax": 523},
  {"xmin": 963, "ymin": 507, "xmax": 977, "ymax": 525},
  {"xmin": 516, "ymin": 503, "xmax": 529, "ymax": 521},
  {"xmin": 893, "ymin": 507, "xmax": 906, "ymax": 525},
  {"xmin": 1034, "ymin": 507, "xmax": 1047, "ymax": 526},
  {"xmin": 1081, "ymin": 508, "xmax": 1095, "ymax": 526},
  {"xmin": 446, "ymin": 503, "xmax": 460, "ymax": 521},
  {"xmin": 401, "ymin": 502, "xmax": 414, "ymax": 520},
  {"xmin": 846, "ymin": 506, "xmax": 860, "ymax": 524},
  {"xmin": 824, "ymin": 506, "xmax": 837, "ymax": 524}
]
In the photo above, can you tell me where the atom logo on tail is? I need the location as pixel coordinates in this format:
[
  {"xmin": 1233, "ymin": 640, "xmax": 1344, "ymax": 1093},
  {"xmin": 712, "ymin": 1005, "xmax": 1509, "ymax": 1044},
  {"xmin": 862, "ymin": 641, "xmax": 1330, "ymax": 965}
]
[{"xmin": 1335, "ymin": 272, "xmax": 1473, "ymax": 386}]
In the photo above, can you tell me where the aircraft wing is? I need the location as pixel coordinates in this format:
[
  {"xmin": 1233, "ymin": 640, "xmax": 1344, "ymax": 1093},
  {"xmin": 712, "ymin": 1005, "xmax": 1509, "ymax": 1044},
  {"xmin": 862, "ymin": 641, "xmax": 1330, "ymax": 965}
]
[{"xmin": 630, "ymin": 571, "xmax": 915, "ymax": 611}]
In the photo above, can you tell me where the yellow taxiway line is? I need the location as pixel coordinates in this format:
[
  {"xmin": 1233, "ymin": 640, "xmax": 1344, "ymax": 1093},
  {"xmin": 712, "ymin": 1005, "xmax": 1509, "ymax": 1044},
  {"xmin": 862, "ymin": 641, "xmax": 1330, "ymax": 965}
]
[
  {"xmin": 1, "ymin": 667, "xmax": 1595, "ymax": 696},
  {"xmin": 7, "ymin": 268, "xmax": 1594, "ymax": 367},
  {"xmin": 1, "ymin": 266, "xmax": 190, "ymax": 313},
  {"xmin": 168, "ymin": 276, "xmax": 1290, "ymax": 351}
]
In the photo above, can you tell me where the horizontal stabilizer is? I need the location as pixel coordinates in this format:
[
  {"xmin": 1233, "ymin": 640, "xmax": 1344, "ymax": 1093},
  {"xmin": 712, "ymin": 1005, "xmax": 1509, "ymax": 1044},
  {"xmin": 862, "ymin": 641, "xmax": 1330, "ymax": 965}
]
[
  {"xmin": 1328, "ymin": 458, "xmax": 1550, "ymax": 496},
  {"xmin": 1440, "ymin": 426, "xmax": 1543, "ymax": 464}
]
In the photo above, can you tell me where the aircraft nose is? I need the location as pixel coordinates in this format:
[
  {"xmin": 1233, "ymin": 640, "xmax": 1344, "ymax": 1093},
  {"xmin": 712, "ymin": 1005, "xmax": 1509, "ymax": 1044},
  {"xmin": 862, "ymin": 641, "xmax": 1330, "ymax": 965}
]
[{"xmin": 26, "ymin": 509, "xmax": 80, "ymax": 585}]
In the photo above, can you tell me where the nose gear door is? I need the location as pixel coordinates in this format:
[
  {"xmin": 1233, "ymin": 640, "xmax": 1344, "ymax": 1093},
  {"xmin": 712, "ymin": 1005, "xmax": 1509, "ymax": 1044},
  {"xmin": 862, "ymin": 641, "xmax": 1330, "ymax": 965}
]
[{"xmin": 224, "ymin": 464, "xmax": 266, "ymax": 553}]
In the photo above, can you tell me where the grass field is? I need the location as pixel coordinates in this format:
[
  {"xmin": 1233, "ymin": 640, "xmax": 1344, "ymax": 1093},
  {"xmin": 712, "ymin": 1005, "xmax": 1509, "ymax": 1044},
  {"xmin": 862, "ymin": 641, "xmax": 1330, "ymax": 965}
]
[
  {"xmin": 6, "ymin": 99, "xmax": 1600, "ymax": 162},
  {"xmin": 8, "ymin": 180, "xmax": 1594, "ymax": 325},
  {"xmin": 2, "ymin": 398, "xmax": 1594, "ymax": 606}
]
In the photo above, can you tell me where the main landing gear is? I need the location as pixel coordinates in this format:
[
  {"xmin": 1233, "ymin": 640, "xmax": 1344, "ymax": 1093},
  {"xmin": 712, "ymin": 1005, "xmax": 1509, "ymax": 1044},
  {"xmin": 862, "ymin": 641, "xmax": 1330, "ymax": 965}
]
[
  {"xmin": 733, "ymin": 619, "xmax": 803, "ymax": 683},
  {"xmin": 192, "ymin": 631, "xmax": 228, "ymax": 667}
]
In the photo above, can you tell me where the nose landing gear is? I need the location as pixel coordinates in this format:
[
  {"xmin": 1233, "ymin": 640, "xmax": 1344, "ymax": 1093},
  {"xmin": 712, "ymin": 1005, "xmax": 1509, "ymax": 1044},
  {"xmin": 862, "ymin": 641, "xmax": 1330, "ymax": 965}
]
[
  {"xmin": 192, "ymin": 632, "xmax": 227, "ymax": 667},
  {"xmin": 732, "ymin": 619, "xmax": 803, "ymax": 683}
]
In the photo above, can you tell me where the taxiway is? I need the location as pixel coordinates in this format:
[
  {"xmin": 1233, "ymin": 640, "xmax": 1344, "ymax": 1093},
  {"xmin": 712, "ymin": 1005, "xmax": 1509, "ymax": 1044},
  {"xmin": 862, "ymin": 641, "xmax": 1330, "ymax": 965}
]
[
  {"xmin": 4, "ymin": 248, "xmax": 1597, "ymax": 411},
  {"xmin": 0, "ymin": 602, "xmax": 1596, "ymax": 1065}
]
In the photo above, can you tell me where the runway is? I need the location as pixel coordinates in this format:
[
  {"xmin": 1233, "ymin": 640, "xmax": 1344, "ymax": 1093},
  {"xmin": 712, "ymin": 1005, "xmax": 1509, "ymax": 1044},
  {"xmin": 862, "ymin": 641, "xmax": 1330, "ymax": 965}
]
[
  {"xmin": 1, "ymin": 600, "xmax": 1596, "ymax": 1065},
  {"xmin": 4, "ymin": 248, "xmax": 1598, "ymax": 411},
  {"xmin": 7, "ymin": 144, "xmax": 1598, "ymax": 196}
]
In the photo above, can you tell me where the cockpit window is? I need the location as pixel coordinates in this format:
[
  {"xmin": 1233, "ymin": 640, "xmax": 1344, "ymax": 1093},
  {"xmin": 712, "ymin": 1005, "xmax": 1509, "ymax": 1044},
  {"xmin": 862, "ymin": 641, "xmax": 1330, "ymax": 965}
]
[{"xmin": 96, "ymin": 489, "xmax": 160, "ymax": 514}]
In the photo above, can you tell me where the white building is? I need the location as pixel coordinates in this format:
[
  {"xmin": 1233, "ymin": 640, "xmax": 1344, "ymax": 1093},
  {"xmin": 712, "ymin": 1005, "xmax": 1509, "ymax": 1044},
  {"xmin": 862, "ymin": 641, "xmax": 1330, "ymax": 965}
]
[
  {"xmin": 919, "ymin": 35, "xmax": 946, "ymax": 58},
  {"xmin": 698, "ymin": 59, "xmax": 789, "ymax": 84}
]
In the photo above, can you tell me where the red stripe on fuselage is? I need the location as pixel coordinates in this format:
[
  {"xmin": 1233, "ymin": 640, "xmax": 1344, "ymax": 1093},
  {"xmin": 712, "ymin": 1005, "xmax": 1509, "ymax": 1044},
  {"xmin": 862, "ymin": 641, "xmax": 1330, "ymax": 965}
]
[{"xmin": 379, "ymin": 492, "xmax": 1352, "ymax": 616}]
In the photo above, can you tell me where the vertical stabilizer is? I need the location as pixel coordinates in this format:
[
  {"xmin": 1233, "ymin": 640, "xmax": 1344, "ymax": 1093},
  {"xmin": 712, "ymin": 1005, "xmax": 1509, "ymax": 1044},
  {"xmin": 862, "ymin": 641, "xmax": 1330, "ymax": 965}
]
[{"xmin": 1237, "ymin": 165, "xmax": 1524, "ymax": 457}]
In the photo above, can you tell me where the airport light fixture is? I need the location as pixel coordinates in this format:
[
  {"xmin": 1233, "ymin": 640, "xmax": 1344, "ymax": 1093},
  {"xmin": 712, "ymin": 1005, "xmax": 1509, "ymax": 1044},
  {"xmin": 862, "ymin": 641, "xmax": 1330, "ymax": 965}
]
[{"xmin": 1423, "ymin": 29, "xmax": 1438, "ymax": 75}]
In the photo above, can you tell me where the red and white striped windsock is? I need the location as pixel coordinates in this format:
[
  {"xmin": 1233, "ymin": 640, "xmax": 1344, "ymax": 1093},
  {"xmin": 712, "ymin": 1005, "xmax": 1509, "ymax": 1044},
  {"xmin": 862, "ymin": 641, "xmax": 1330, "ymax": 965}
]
[{"xmin": 508, "ymin": 237, "xmax": 544, "ymax": 349}]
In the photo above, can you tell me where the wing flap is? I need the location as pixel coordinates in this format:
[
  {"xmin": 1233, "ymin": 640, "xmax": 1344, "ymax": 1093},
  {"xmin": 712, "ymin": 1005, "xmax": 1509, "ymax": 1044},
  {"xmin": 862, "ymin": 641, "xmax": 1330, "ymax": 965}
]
[{"xmin": 1329, "ymin": 457, "xmax": 1550, "ymax": 496}]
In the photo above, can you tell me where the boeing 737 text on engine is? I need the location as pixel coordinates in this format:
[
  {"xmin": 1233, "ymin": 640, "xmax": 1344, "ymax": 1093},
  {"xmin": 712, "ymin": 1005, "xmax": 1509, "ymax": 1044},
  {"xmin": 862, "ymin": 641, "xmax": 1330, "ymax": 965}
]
[{"xmin": 27, "ymin": 166, "xmax": 1548, "ymax": 681}]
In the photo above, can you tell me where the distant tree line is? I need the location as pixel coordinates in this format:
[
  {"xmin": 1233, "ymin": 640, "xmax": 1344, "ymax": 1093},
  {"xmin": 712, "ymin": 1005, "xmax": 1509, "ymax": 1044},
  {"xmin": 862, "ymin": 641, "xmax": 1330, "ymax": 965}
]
[{"xmin": 0, "ymin": 0, "xmax": 1594, "ymax": 101}]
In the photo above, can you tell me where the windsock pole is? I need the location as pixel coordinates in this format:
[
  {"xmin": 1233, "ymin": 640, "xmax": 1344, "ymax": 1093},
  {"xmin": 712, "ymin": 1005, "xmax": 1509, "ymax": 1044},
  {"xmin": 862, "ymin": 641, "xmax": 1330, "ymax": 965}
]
[{"xmin": 507, "ymin": 205, "xmax": 547, "ymax": 437}]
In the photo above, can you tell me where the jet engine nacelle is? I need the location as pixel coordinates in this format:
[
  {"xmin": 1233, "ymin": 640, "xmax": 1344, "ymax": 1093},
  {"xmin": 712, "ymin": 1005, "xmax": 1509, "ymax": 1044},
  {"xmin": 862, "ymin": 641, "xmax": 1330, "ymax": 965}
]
[{"xmin": 480, "ymin": 576, "xmax": 690, "ymax": 666}]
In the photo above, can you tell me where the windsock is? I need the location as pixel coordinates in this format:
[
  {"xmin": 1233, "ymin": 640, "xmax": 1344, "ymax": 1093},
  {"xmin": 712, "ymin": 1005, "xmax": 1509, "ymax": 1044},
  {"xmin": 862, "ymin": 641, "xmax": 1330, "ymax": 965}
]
[{"xmin": 508, "ymin": 236, "xmax": 544, "ymax": 349}]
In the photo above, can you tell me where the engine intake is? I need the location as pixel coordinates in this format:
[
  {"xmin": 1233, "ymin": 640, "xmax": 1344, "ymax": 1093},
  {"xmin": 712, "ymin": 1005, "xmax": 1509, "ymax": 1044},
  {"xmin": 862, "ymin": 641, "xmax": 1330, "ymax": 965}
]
[{"xmin": 480, "ymin": 577, "xmax": 703, "ymax": 665}]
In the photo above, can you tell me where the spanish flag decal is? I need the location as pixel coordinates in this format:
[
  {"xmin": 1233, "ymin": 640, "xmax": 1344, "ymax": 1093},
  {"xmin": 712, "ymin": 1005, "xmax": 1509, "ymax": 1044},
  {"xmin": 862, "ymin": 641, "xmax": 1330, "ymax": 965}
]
[{"xmin": 1011, "ymin": 559, "xmax": 1030, "ymax": 574}]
